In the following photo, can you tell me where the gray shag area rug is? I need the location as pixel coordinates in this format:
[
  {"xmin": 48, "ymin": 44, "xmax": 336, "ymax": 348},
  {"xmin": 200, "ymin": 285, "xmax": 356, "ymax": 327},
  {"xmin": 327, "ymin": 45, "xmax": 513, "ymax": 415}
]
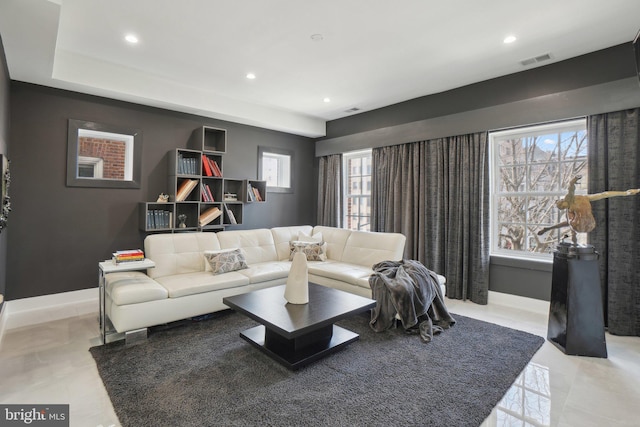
[{"xmin": 90, "ymin": 311, "xmax": 544, "ymax": 427}]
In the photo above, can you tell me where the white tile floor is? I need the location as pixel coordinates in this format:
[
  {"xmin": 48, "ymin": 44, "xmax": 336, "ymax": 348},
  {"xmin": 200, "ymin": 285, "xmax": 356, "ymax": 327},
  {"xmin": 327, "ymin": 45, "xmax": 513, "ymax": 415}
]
[{"xmin": 1, "ymin": 298, "xmax": 639, "ymax": 427}]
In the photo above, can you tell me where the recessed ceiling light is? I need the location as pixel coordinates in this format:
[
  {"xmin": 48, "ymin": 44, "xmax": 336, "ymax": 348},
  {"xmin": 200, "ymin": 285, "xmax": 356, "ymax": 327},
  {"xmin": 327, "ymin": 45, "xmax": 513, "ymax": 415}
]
[
  {"xmin": 323, "ymin": 97, "xmax": 331, "ymax": 103},
  {"xmin": 503, "ymin": 35, "xmax": 517, "ymax": 44},
  {"xmin": 246, "ymin": 73, "xmax": 256, "ymax": 80},
  {"xmin": 125, "ymin": 34, "xmax": 139, "ymax": 44}
]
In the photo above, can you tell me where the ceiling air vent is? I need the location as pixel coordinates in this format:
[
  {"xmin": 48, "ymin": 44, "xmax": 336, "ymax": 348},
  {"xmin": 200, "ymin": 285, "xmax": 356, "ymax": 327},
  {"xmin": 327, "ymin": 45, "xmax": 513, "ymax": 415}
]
[
  {"xmin": 520, "ymin": 53, "xmax": 552, "ymax": 67},
  {"xmin": 344, "ymin": 107, "xmax": 361, "ymax": 113}
]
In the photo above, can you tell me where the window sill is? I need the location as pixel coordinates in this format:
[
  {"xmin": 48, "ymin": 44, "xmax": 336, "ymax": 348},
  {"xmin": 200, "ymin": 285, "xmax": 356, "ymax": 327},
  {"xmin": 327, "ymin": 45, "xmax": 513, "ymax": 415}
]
[{"xmin": 490, "ymin": 255, "xmax": 553, "ymax": 273}]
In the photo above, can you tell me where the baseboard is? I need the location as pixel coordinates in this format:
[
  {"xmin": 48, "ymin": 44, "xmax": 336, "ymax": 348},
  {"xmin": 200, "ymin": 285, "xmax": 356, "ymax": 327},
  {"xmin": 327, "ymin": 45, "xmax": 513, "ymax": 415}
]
[
  {"xmin": 0, "ymin": 288, "xmax": 546, "ymax": 343},
  {"xmin": 2, "ymin": 288, "xmax": 98, "ymax": 331},
  {"xmin": 488, "ymin": 290, "xmax": 550, "ymax": 316}
]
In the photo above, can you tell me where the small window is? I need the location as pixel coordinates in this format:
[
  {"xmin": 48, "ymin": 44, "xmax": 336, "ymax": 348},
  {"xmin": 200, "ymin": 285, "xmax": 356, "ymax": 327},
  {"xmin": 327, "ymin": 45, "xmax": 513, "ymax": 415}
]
[
  {"xmin": 343, "ymin": 149, "xmax": 372, "ymax": 231},
  {"xmin": 77, "ymin": 156, "xmax": 104, "ymax": 178},
  {"xmin": 258, "ymin": 146, "xmax": 294, "ymax": 193}
]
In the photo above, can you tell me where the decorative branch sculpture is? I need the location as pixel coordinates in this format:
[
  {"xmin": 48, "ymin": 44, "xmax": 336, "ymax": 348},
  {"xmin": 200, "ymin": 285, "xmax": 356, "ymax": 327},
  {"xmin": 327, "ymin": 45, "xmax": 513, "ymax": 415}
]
[{"xmin": 537, "ymin": 175, "xmax": 640, "ymax": 244}]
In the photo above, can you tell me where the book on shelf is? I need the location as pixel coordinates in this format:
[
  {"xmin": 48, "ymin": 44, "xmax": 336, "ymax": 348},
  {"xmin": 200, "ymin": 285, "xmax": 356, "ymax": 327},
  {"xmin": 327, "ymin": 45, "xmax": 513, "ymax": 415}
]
[
  {"xmin": 176, "ymin": 179, "xmax": 198, "ymax": 201},
  {"xmin": 211, "ymin": 160, "xmax": 222, "ymax": 177},
  {"xmin": 205, "ymin": 184, "xmax": 214, "ymax": 202},
  {"xmin": 223, "ymin": 203, "xmax": 238, "ymax": 225},
  {"xmin": 202, "ymin": 155, "xmax": 213, "ymax": 177},
  {"xmin": 247, "ymin": 183, "xmax": 263, "ymax": 202},
  {"xmin": 177, "ymin": 153, "xmax": 185, "ymax": 174},
  {"xmin": 247, "ymin": 183, "xmax": 256, "ymax": 201},
  {"xmin": 201, "ymin": 184, "xmax": 212, "ymax": 202},
  {"xmin": 147, "ymin": 210, "xmax": 172, "ymax": 229},
  {"xmin": 199, "ymin": 206, "xmax": 222, "ymax": 227},
  {"xmin": 201, "ymin": 184, "xmax": 215, "ymax": 202},
  {"xmin": 177, "ymin": 154, "xmax": 196, "ymax": 175},
  {"xmin": 253, "ymin": 186, "xmax": 262, "ymax": 201},
  {"xmin": 223, "ymin": 192, "xmax": 237, "ymax": 201}
]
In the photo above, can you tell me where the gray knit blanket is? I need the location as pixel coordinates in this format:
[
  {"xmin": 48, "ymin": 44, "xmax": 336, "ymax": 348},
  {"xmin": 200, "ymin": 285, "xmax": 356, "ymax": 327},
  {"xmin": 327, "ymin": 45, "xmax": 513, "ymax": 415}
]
[{"xmin": 369, "ymin": 260, "xmax": 456, "ymax": 342}]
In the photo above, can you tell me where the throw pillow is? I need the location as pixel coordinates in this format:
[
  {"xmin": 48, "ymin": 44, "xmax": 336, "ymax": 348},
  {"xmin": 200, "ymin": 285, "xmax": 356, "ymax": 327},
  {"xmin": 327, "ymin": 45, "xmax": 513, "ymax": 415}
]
[
  {"xmin": 297, "ymin": 230, "xmax": 323, "ymax": 243},
  {"xmin": 289, "ymin": 240, "xmax": 327, "ymax": 262},
  {"xmin": 204, "ymin": 248, "xmax": 248, "ymax": 274}
]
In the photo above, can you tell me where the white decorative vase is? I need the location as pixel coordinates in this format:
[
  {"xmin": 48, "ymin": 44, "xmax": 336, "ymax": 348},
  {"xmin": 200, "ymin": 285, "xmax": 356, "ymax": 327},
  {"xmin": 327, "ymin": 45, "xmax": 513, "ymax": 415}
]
[{"xmin": 284, "ymin": 251, "xmax": 309, "ymax": 304}]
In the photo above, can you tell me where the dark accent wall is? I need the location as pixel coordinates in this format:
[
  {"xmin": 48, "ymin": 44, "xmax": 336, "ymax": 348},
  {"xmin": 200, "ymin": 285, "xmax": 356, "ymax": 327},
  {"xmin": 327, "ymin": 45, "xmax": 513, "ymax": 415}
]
[
  {"xmin": 326, "ymin": 43, "xmax": 638, "ymax": 139},
  {"xmin": 321, "ymin": 43, "xmax": 640, "ymax": 302},
  {"xmin": 0, "ymin": 35, "xmax": 9, "ymax": 309},
  {"xmin": 8, "ymin": 83, "xmax": 316, "ymax": 300}
]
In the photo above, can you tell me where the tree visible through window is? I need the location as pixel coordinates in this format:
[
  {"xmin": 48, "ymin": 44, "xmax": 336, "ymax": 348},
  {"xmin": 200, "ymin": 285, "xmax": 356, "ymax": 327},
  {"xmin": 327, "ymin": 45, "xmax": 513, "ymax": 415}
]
[
  {"xmin": 490, "ymin": 119, "xmax": 588, "ymax": 259},
  {"xmin": 343, "ymin": 150, "xmax": 372, "ymax": 231}
]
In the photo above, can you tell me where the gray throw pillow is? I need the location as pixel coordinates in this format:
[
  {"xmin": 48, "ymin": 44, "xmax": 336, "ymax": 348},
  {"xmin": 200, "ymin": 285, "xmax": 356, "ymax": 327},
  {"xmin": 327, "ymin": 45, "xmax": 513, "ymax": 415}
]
[
  {"xmin": 289, "ymin": 241, "xmax": 327, "ymax": 262},
  {"xmin": 204, "ymin": 248, "xmax": 248, "ymax": 274}
]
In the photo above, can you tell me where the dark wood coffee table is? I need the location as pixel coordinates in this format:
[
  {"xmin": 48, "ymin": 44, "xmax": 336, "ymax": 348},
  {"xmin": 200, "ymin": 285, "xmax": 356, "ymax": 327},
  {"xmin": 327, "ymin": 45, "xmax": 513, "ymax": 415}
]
[{"xmin": 223, "ymin": 283, "xmax": 376, "ymax": 370}]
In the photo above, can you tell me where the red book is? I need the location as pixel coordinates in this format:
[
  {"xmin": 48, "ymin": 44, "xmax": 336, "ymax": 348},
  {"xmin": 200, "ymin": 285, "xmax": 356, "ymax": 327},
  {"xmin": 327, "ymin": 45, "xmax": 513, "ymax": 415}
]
[
  {"xmin": 207, "ymin": 157, "xmax": 219, "ymax": 177},
  {"xmin": 211, "ymin": 160, "xmax": 222, "ymax": 177},
  {"xmin": 202, "ymin": 156, "xmax": 213, "ymax": 177}
]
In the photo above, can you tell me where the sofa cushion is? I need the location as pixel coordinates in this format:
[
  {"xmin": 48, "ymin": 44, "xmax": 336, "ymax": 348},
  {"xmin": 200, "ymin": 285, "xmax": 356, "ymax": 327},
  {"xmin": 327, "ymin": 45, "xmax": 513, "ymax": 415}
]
[
  {"xmin": 237, "ymin": 261, "xmax": 291, "ymax": 284},
  {"xmin": 312, "ymin": 226, "xmax": 352, "ymax": 261},
  {"xmin": 271, "ymin": 225, "xmax": 314, "ymax": 260},
  {"xmin": 155, "ymin": 271, "xmax": 250, "ymax": 298},
  {"xmin": 217, "ymin": 229, "xmax": 279, "ymax": 264},
  {"xmin": 297, "ymin": 230, "xmax": 323, "ymax": 243},
  {"xmin": 204, "ymin": 248, "xmax": 249, "ymax": 274},
  {"xmin": 341, "ymin": 230, "xmax": 406, "ymax": 267},
  {"xmin": 105, "ymin": 271, "xmax": 168, "ymax": 305},
  {"xmin": 289, "ymin": 241, "xmax": 328, "ymax": 261},
  {"xmin": 145, "ymin": 233, "xmax": 221, "ymax": 279},
  {"xmin": 307, "ymin": 261, "xmax": 373, "ymax": 287}
]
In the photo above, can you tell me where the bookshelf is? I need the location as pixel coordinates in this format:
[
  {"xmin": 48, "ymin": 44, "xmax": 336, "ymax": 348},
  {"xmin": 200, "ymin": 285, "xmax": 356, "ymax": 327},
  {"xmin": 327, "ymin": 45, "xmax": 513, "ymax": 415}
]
[
  {"xmin": 140, "ymin": 126, "xmax": 266, "ymax": 232},
  {"xmin": 189, "ymin": 126, "xmax": 227, "ymax": 153}
]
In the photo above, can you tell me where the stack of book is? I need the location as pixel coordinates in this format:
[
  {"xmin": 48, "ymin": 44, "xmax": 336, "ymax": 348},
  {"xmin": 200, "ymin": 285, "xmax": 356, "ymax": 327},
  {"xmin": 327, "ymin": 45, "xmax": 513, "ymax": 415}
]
[
  {"xmin": 177, "ymin": 153, "xmax": 198, "ymax": 175},
  {"xmin": 223, "ymin": 203, "xmax": 238, "ymax": 224},
  {"xmin": 202, "ymin": 155, "xmax": 222, "ymax": 177},
  {"xmin": 113, "ymin": 249, "xmax": 145, "ymax": 264},
  {"xmin": 147, "ymin": 209, "xmax": 172, "ymax": 229},
  {"xmin": 247, "ymin": 183, "xmax": 263, "ymax": 201},
  {"xmin": 201, "ymin": 183, "xmax": 215, "ymax": 202},
  {"xmin": 199, "ymin": 206, "xmax": 222, "ymax": 226},
  {"xmin": 176, "ymin": 179, "xmax": 198, "ymax": 201}
]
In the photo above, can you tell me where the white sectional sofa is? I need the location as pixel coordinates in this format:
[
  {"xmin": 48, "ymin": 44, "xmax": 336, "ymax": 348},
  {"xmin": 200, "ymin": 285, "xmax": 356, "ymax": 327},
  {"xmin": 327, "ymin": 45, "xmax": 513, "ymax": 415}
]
[{"xmin": 104, "ymin": 225, "xmax": 419, "ymax": 336}]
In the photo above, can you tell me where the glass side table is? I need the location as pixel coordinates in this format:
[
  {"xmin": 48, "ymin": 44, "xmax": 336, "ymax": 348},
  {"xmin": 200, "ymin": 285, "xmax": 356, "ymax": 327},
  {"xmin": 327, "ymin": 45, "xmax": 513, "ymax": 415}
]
[{"xmin": 98, "ymin": 258, "xmax": 156, "ymax": 344}]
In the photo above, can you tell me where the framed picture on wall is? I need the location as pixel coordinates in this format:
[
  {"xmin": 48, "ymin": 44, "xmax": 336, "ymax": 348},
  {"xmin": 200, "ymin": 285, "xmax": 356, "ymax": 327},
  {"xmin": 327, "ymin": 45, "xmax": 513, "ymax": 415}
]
[{"xmin": 1, "ymin": 154, "xmax": 10, "ymax": 233}]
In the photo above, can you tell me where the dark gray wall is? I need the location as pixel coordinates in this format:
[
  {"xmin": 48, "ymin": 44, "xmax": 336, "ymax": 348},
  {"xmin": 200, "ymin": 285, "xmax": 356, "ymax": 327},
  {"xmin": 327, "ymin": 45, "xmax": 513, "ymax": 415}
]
[
  {"xmin": 325, "ymin": 43, "xmax": 638, "ymax": 139},
  {"xmin": 0, "ymin": 35, "xmax": 9, "ymax": 309},
  {"xmin": 321, "ymin": 43, "xmax": 640, "ymax": 302},
  {"xmin": 7, "ymin": 83, "xmax": 316, "ymax": 300}
]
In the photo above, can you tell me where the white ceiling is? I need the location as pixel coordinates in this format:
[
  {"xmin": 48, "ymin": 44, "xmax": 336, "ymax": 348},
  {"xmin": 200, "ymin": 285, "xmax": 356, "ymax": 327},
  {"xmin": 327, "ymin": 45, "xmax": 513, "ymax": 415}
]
[{"xmin": 1, "ymin": 0, "xmax": 640, "ymax": 137}]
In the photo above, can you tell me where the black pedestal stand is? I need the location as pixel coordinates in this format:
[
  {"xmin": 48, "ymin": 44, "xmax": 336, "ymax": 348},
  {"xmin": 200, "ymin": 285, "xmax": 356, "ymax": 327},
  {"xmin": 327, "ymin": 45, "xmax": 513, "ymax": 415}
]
[{"xmin": 547, "ymin": 242, "xmax": 607, "ymax": 358}]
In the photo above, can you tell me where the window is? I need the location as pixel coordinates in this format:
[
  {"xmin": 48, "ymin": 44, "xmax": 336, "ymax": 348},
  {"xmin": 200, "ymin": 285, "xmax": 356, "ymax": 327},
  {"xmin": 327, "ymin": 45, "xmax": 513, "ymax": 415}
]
[
  {"xmin": 77, "ymin": 156, "xmax": 104, "ymax": 178},
  {"xmin": 343, "ymin": 150, "xmax": 372, "ymax": 231},
  {"xmin": 490, "ymin": 119, "xmax": 588, "ymax": 259},
  {"xmin": 258, "ymin": 146, "xmax": 293, "ymax": 193}
]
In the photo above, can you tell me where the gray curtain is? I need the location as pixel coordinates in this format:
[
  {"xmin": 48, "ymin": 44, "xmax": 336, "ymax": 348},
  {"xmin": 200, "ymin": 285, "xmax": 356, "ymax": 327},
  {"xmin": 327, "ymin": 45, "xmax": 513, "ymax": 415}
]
[
  {"xmin": 317, "ymin": 154, "xmax": 343, "ymax": 227},
  {"xmin": 372, "ymin": 132, "xmax": 490, "ymax": 304},
  {"xmin": 588, "ymin": 109, "xmax": 640, "ymax": 336}
]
